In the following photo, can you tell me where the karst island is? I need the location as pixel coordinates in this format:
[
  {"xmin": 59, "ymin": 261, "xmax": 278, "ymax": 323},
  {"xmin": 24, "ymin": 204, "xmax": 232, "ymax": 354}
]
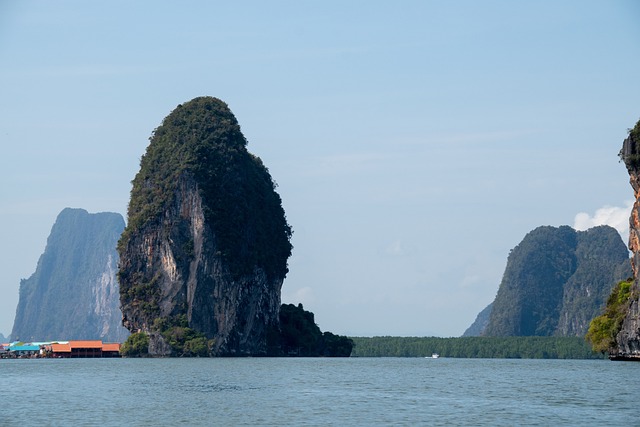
[{"xmin": 118, "ymin": 96, "xmax": 352, "ymax": 357}]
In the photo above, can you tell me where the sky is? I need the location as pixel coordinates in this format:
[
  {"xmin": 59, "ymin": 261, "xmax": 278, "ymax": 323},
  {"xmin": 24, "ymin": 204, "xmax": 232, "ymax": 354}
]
[{"xmin": 1, "ymin": 1, "xmax": 639, "ymax": 338}]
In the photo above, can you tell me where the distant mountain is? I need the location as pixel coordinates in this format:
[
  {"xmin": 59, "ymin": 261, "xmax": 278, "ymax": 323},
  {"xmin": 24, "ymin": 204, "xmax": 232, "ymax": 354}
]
[
  {"xmin": 465, "ymin": 225, "xmax": 631, "ymax": 337},
  {"xmin": 462, "ymin": 303, "xmax": 492, "ymax": 337},
  {"xmin": 11, "ymin": 208, "xmax": 129, "ymax": 342},
  {"xmin": 0, "ymin": 332, "xmax": 6, "ymax": 342}
]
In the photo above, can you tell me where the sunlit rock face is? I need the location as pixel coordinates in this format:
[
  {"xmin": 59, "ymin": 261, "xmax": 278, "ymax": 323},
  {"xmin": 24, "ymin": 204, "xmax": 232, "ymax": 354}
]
[
  {"xmin": 614, "ymin": 124, "xmax": 640, "ymax": 356},
  {"xmin": 12, "ymin": 208, "xmax": 129, "ymax": 342},
  {"xmin": 118, "ymin": 97, "xmax": 292, "ymax": 356}
]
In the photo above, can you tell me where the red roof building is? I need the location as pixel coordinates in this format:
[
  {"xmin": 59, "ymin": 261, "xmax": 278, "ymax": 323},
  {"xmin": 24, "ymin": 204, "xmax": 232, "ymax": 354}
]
[
  {"xmin": 46, "ymin": 341, "xmax": 121, "ymax": 358},
  {"xmin": 101, "ymin": 343, "xmax": 121, "ymax": 358}
]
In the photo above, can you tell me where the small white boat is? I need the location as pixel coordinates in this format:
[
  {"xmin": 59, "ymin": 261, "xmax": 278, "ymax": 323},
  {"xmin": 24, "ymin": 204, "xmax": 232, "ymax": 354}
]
[{"xmin": 431, "ymin": 353, "xmax": 439, "ymax": 359}]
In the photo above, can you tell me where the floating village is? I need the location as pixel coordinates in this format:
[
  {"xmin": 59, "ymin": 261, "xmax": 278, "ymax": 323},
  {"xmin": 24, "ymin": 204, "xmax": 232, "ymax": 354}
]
[{"xmin": 0, "ymin": 340, "xmax": 121, "ymax": 359}]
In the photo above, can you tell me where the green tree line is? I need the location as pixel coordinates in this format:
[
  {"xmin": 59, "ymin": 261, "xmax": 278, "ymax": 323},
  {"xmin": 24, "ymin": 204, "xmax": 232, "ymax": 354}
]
[{"xmin": 350, "ymin": 336, "xmax": 602, "ymax": 359}]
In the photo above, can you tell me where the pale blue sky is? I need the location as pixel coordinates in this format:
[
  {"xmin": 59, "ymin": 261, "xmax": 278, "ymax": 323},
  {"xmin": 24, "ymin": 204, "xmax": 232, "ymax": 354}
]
[{"xmin": 1, "ymin": 1, "xmax": 639, "ymax": 338}]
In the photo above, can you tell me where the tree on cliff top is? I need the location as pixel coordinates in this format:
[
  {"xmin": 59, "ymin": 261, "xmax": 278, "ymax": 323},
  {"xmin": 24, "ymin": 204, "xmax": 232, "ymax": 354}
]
[{"xmin": 619, "ymin": 118, "xmax": 640, "ymax": 169}]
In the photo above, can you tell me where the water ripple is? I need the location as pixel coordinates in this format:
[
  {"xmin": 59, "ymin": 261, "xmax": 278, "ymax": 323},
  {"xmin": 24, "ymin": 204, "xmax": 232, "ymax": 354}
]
[{"xmin": 1, "ymin": 358, "xmax": 638, "ymax": 426}]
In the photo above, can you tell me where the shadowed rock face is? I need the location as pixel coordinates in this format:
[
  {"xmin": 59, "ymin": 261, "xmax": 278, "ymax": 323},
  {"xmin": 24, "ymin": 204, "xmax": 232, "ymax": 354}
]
[
  {"xmin": 12, "ymin": 208, "xmax": 129, "ymax": 342},
  {"xmin": 118, "ymin": 97, "xmax": 292, "ymax": 356},
  {"xmin": 615, "ymin": 122, "xmax": 640, "ymax": 355}
]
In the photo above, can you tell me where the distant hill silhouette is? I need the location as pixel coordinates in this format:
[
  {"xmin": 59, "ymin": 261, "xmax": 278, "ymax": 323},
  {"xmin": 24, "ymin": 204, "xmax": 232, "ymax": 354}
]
[
  {"xmin": 11, "ymin": 208, "xmax": 129, "ymax": 342},
  {"xmin": 465, "ymin": 225, "xmax": 631, "ymax": 337},
  {"xmin": 463, "ymin": 302, "xmax": 492, "ymax": 337}
]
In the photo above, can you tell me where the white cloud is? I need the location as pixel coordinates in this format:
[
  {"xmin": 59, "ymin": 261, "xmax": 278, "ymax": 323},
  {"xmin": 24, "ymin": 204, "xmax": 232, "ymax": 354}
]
[{"xmin": 573, "ymin": 201, "xmax": 633, "ymax": 242}]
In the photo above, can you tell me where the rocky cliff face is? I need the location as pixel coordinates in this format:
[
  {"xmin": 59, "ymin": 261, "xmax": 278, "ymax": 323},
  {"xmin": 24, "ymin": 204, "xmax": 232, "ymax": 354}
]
[
  {"xmin": 11, "ymin": 208, "xmax": 129, "ymax": 342},
  {"xmin": 614, "ymin": 122, "xmax": 640, "ymax": 356},
  {"xmin": 118, "ymin": 97, "xmax": 292, "ymax": 356},
  {"xmin": 478, "ymin": 225, "xmax": 631, "ymax": 337}
]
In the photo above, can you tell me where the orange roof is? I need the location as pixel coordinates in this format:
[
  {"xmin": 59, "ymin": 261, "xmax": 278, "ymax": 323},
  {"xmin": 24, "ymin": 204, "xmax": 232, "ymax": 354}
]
[
  {"xmin": 50, "ymin": 343, "xmax": 71, "ymax": 353},
  {"xmin": 102, "ymin": 343, "xmax": 121, "ymax": 352},
  {"xmin": 69, "ymin": 340, "xmax": 104, "ymax": 349}
]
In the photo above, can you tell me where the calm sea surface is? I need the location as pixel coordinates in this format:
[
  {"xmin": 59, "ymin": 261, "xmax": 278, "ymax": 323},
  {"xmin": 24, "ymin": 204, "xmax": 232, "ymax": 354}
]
[{"xmin": 2, "ymin": 357, "xmax": 638, "ymax": 426}]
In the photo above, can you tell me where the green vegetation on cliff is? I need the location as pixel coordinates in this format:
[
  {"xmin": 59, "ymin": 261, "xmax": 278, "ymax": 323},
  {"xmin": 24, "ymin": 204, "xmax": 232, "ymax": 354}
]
[
  {"xmin": 268, "ymin": 304, "xmax": 354, "ymax": 357},
  {"xmin": 619, "ymin": 118, "xmax": 640, "ymax": 168},
  {"xmin": 153, "ymin": 315, "xmax": 211, "ymax": 357},
  {"xmin": 120, "ymin": 332, "xmax": 149, "ymax": 357},
  {"xmin": 120, "ymin": 326, "xmax": 210, "ymax": 357},
  {"xmin": 631, "ymin": 119, "xmax": 640, "ymax": 143},
  {"xmin": 121, "ymin": 304, "xmax": 353, "ymax": 357},
  {"xmin": 586, "ymin": 279, "xmax": 634, "ymax": 353}
]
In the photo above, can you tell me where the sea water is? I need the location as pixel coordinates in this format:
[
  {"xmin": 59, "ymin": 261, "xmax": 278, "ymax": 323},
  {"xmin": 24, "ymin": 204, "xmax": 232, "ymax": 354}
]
[{"xmin": 2, "ymin": 357, "xmax": 638, "ymax": 426}]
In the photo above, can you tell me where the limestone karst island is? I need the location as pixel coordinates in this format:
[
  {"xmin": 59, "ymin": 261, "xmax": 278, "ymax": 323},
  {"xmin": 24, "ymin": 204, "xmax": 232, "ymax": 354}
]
[{"xmin": 116, "ymin": 96, "xmax": 352, "ymax": 357}]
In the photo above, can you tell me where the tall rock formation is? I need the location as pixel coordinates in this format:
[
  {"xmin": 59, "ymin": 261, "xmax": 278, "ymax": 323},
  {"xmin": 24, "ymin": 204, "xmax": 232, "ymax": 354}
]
[
  {"xmin": 118, "ymin": 97, "xmax": 292, "ymax": 356},
  {"xmin": 11, "ymin": 208, "xmax": 129, "ymax": 342},
  {"xmin": 473, "ymin": 225, "xmax": 631, "ymax": 337},
  {"xmin": 613, "ymin": 119, "xmax": 640, "ymax": 356}
]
